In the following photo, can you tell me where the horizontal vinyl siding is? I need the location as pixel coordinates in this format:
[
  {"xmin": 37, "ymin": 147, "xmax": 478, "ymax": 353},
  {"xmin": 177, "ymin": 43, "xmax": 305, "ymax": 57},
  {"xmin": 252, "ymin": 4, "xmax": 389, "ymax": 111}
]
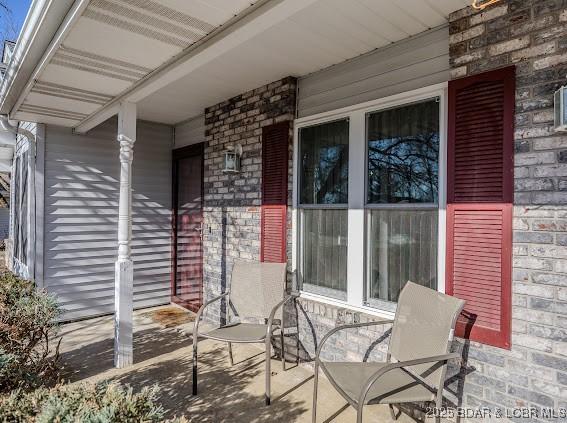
[
  {"xmin": 174, "ymin": 114, "xmax": 205, "ymax": 148},
  {"xmin": 297, "ymin": 25, "xmax": 450, "ymax": 118},
  {"xmin": 44, "ymin": 119, "xmax": 172, "ymax": 321}
]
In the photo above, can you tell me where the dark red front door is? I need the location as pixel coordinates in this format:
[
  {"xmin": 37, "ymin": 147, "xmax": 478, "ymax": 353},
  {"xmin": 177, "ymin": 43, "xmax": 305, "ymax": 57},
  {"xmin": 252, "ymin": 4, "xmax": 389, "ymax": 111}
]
[{"xmin": 172, "ymin": 144, "xmax": 204, "ymax": 312}]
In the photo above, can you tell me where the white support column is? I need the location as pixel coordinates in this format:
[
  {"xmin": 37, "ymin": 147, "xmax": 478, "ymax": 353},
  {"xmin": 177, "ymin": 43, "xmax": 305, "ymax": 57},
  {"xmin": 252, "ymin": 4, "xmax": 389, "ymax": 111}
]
[{"xmin": 114, "ymin": 102, "xmax": 136, "ymax": 368}]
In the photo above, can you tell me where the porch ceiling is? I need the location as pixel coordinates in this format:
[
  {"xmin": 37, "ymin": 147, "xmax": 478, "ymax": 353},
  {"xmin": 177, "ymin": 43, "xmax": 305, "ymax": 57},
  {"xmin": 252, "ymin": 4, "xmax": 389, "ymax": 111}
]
[
  {"xmin": 10, "ymin": 0, "xmax": 256, "ymax": 127},
  {"xmin": 10, "ymin": 0, "xmax": 470, "ymax": 128}
]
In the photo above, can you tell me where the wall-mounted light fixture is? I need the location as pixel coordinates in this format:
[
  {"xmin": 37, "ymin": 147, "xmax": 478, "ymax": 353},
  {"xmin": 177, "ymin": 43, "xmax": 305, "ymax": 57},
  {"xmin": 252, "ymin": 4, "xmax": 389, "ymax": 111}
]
[
  {"xmin": 223, "ymin": 144, "xmax": 242, "ymax": 173},
  {"xmin": 554, "ymin": 86, "xmax": 567, "ymax": 132}
]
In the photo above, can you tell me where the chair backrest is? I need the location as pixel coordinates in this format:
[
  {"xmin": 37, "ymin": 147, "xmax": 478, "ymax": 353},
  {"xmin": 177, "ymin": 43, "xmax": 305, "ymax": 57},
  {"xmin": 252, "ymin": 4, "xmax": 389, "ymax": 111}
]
[
  {"xmin": 229, "ymin": 261, "xmax": 287, "ymax": 321},
  {"xmin": 388, "ymin": 281, "xmax": 465, "ymax": 390}
]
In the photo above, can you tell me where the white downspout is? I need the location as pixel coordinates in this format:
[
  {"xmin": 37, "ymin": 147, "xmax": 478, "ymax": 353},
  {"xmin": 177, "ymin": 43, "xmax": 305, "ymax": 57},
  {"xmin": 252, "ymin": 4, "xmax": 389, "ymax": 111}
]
[{"xmin": 0, "ymin": 116, "xmax": 35, "ymax": 142}]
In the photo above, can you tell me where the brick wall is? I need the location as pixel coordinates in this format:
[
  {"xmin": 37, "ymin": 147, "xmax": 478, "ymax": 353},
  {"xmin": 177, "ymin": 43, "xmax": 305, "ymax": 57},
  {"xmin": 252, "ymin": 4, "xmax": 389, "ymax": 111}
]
[
  {"xmin": 201, "ymin": 77, "xmax": 296, "ymax": 321},
  {"xmin": 294, "ymin": 1, "xmax": 567, "ymax": 419},
  {"xmin": 446, "ymin": 0, "xmax": 567, "ymax": 417},
  {"xmin": 199, "ymin": 2, "xmax": 567, "ymax": 418}
]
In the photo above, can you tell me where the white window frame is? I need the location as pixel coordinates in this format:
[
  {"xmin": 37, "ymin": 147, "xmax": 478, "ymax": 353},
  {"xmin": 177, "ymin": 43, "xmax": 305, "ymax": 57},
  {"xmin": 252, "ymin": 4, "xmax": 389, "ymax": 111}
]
[{"xmin": 292, "ymin": 82, "xmax": 448, "ymax": 318}]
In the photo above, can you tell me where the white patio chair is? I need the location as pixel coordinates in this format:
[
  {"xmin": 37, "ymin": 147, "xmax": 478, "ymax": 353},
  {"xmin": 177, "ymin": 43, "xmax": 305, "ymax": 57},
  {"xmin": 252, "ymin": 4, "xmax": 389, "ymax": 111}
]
[
  {"xmin": 192, "ymin": 261, "xmax": 296, "ymax": 405},
  {"xmin": 312, "ymin": 281, "xmax": 465, "ymax": 423}
]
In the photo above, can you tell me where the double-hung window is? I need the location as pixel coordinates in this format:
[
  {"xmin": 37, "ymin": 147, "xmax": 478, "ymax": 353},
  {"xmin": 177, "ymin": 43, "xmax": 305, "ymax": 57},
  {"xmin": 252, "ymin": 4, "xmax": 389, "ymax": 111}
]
[
  {"xmin": 295, "ymin": 85, "xmax": 445, "ymax": 314},
  {"xmin": 298, "ymin": 119, "xmax": 349, "ymax": 300}
]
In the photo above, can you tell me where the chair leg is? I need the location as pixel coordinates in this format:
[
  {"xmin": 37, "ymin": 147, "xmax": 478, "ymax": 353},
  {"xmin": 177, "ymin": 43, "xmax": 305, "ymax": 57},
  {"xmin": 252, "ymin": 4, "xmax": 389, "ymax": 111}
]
[
  {"xmin": 312, "ymin": 361, "xmax": 319, "ymax": 423},
  {"xmin": 356, "ymin": 404, "xmax": 364, "ymax": 423},
  {"xmin": 280, "ymin": 329, "xmax": 285, "ymax": 371},
  {"xmin": 227, "ymin": 342, "xmax": 234, "ymax": 366},
  {"xmin": 296, "ymin": 330, "xmax": 300, "ymax": 365},
  {"xmin": 389, "ymin": 404, "xmax": 400, "ymax": 420},
  {"xmin": 435, "ymin": 389, "xmax": 443, "ymax": 423},
  {"xmin": 192, "ymin": 342, "xmax": 198, "ymax": 395},
  {"xmin": 265, "ymin": 335, "xmax": 271, "ymax": 406}
]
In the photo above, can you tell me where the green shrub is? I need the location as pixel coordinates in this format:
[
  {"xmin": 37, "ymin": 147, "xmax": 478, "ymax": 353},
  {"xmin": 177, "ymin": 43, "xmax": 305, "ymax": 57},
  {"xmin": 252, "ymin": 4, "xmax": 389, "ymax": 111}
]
[
  {"xmin": 0, "ymin": 272, "xmax": 62, "ymax": 392},
  {"xmin": 0, "ymin": 382, "xmax": 187, "ymax": 422}
]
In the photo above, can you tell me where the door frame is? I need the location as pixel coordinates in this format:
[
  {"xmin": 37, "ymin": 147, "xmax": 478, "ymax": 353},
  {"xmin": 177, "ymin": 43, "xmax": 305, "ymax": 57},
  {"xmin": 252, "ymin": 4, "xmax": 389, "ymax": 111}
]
[{"xmin": 171, "ymin": 143, "xmax": 205, "ymax": 311}]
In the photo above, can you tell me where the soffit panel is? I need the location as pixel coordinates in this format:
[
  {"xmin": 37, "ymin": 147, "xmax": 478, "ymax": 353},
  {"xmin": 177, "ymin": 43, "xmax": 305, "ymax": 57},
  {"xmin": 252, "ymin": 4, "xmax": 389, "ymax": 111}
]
[
  {"xmin": 17, "ymin": 111, "xmax": 84, "ymax": 127},
  {"xmin": 12, "ymin": 0, "xmax": 470, "ymax": 127},
  {"xmin": 63, "ymin": 17, "xmax": 181, "ymax": 69},
  {"xmin": 12, "ymin": 0, "xmax": 254, "ymax": 126},
  {"xmin": 26, "ymin": 92, "xmax": 101, "ymax": 116},
  {"xmin": 40, "ymin": 64, "xmax": 132, "ymax": 96},
  {"xmin": 138, "ymin": 0, "xmax": 469, "ymax": 125},
  {"xmin": 159, "ymin": 0, "xmax": 255, "ymax": 26}
]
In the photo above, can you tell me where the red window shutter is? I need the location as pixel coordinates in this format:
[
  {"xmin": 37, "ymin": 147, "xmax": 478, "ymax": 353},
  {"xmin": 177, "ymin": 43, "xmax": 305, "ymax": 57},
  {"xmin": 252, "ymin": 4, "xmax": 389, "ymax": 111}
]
[
  {"xmin": 446, "ymin": 66, "xmax": 514, "ymax": 349},
  {"xmin": 261, "ymin": 122, "xmax": 289, "ymax": 263},
  {"xmin": 261, "ymin": 205, "xmax": 287, "ymax": 263},
  {"xmin": 262, "ymin": 121, "xmax": 289, "ymax": 205},
  {"xmin": 446, "ymin": 204, "xmax": 512, "ymax": 348}
]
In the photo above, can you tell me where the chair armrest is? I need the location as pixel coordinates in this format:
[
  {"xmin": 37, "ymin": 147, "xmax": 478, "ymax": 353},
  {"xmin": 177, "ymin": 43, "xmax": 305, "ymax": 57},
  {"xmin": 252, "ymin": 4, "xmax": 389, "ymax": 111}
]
[
  {"xmin": 193, "ymin": 292, "xmax": 230, "ymax": 341},
  {"xmin": 315, "ymin": 320, "xmax": 394, "ymax": 362},
  {"xmin": 267, "ymin": 293, "xmax": 298, "ymax": 336},
  {"xmin": 357, "ymin": 352, "xmax": 461, "ymax": 406}
]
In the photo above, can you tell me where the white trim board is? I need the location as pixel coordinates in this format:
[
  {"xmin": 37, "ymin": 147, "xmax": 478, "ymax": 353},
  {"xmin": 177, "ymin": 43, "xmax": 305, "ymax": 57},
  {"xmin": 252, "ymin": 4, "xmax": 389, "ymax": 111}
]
[
  {"xmin": 295, "ymin": 82, "xmax": 448, "ymax": 127},
  {"xmin": 299, "ymin": 291, "xmax": 396, "ymax": 320},
  {"xmin": 34, "ymin": 123, "xmax": 45, "ymax": 288}
]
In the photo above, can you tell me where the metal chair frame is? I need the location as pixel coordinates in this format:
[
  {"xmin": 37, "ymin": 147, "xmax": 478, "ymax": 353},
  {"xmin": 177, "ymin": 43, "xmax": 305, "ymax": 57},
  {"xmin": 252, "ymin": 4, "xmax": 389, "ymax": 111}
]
[
  {"xmin": 312, "ymin": 282, "xmax": 464, "ymax": 423},
  {"xmin": 192, "ymin": 290, "xmax": 298, "ymax": 405}
]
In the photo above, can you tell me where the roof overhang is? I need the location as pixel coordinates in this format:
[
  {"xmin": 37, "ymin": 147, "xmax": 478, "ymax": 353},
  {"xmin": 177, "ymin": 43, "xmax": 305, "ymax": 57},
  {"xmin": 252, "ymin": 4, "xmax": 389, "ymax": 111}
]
[
  {"xmin": 0, "ymin": 0, "xmax": 75, "ymax": 115},
  {"xmin": 2, "ymin": 0, "xmax": 471, "ymax": 133}
]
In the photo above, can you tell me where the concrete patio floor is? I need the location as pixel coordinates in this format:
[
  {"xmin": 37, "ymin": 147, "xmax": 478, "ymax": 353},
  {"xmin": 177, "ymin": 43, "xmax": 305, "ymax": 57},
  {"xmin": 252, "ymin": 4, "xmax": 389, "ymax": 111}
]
[{"xmin": 57, "ymin": 306, "xmax": 423, "ymax": 422}]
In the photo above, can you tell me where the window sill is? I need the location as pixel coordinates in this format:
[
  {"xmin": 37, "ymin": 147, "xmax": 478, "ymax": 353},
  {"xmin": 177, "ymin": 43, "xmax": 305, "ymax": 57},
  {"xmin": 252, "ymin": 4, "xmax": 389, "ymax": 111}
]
[{"xmin": 298, "ymin": 291, "xmax": 396, "ymax": 320}]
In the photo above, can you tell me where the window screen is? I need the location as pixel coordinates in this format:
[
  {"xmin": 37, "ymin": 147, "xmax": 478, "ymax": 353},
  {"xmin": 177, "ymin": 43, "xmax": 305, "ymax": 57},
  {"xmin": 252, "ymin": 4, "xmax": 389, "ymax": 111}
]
[
  {"xmin": 298, "ymin": 119, "xmax": 349, "ymax": 299},
  {"xmin": 299, "ymin": 119, "xmax": 349, "ymax": 205},
  {"xmin": 367, "ymin": 100, "xmax": 439, "ymax": 204},
  {"xmin": 366, "ymin": 99, "xmax": 440, "ymax": 308}
]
